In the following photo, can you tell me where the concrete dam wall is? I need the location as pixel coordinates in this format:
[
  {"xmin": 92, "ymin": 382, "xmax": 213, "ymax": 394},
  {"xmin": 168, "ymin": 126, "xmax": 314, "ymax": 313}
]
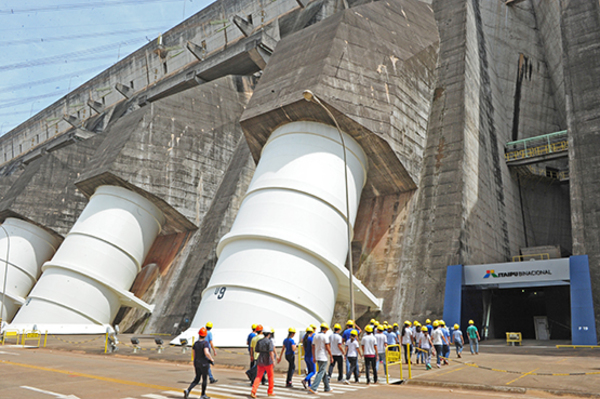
[{"xmin": 0, "ymin": 0, "xmax": 598, "ymax": 343}]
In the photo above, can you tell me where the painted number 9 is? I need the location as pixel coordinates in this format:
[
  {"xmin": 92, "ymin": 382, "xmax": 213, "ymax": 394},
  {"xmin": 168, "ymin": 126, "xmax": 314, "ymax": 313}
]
[{"xmin": 214, "ymin": 287, "xmax": 226, "ymax": 300}]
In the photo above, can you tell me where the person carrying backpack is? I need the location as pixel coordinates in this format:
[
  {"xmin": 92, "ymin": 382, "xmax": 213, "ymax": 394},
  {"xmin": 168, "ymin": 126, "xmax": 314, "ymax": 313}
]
[{"xmin": 251, "ymin": 327, "xmax": 276, "ymax": 398}]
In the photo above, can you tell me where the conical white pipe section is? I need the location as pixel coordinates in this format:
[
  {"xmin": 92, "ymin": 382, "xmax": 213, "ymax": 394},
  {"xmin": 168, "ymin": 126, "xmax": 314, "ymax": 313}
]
[
  {"xmin": 176, "ymin": 121, "xmax": 368, "ymax": 346},
  {"xmin": 0, "ymin": 218, "xmax": 60, "ymax": 325},
  {"xmin": 10, "ymin": 185, "xmax": 165, "ymax": 334}
]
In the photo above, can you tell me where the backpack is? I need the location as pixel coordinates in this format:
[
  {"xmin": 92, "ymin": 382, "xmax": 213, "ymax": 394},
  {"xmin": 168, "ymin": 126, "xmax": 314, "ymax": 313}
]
[{"xmin": 256, "ymin": 337, "xmax": 271, "ymax": 353}]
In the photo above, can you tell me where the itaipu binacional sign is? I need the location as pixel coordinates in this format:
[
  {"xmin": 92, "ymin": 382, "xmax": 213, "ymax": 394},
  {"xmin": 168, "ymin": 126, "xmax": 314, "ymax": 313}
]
[{"xmin": 463, "ymin": 258, "xmax": 570, "ymax": 286}]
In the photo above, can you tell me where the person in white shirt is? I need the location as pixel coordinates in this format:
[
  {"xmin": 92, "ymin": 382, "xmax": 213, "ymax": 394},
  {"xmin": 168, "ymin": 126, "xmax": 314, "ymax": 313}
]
[
  {"xmin": 431, "ymin": 320, "xmax": 448, "ymax": 368},
  {"xmin": 375, "ymin": 325, "xmax": 387, "ymax": 375},
  {"xmin": 361, "ymin": 325, "xmax": 378, "ymax": 384},
  {"xmin": 310, "ymin": 323, "xmax": 332, "ymax": 393},
  {"xmin": 400, "ymin": 320, "xmax": 414, "ymax": 364},
  {"xmin": 328, "ymin": 324, "xmax": 345, "ymax": 382},
  {"xmin": 418, "ymin": 326, "xmax": 433, "ymax": 370},
  {"xmin": 344, "ymin": 330, "xmax": 361, "ymax": 384}
]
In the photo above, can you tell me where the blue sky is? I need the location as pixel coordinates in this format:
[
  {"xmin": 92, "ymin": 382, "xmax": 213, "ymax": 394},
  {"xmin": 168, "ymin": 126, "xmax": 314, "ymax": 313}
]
[{"xmin": 0, "ymin": 0, "xmax": 216, "ymax": 136}]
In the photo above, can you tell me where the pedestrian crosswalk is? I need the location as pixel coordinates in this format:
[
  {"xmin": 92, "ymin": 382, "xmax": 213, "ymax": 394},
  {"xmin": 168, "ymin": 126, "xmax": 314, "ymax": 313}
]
[{"xmin": 125, "ymin": 376, "xmax": 375, "ymax": 399}]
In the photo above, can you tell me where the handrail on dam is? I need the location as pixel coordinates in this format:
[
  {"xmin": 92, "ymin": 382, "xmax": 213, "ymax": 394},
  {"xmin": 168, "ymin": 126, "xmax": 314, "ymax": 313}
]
[{"xmin": 504, "ymin": 130, "xmax": 568, "ymax": 163}]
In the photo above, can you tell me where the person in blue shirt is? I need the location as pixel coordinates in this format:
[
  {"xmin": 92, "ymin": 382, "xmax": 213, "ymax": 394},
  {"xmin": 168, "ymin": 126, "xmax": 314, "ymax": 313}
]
[
  {"xmin": 278, "ymin": 328, "xmax": 297, "ymax": 387},
  {"xmin": 205, "ymin": 322, "xmax": 217, "ymax": 383},
  {"xmin": 301, "ymin": 326, "xmax": 315, "ymax": 389},
  {"xmin": 425, "ymin": 319, "xmax": 433, "ymax": 334},
  {"xmin": 247, "ymin": 324, "xmax": 257, "ymax": 369}
]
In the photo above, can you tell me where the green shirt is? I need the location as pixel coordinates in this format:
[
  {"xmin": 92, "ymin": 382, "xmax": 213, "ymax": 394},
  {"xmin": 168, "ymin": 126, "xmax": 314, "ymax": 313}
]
[{"xmin": 466, "ymin": 325, "xmax": 478, "ymax": 339}]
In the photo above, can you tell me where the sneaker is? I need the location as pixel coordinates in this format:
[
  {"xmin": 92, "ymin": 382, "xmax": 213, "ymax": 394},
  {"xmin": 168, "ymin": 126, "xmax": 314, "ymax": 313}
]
[
  {"xmin": 426, "ymin": 363, "xmax": 432, "ymax": 370},
  {"xmin": 201, "ymin": 396, "xmax": 211, "ymax": 399},
  {"xmin": 250, "ymin": 393, "xmax": 257, "ymax": 398},
  {"xmin": 210, "ymin": 379, "xmax": 218, "ymax": 384},
  {"xmin": 285, "ymin": 383, "xmax": 293, "ymax": 388},
  {"xmin": 302, "ymin": 380, "xmax": 308, "ymax": 389},
  {"xmin": 343, "ymin": 380, "xmax": 350, "ymax": 385},
  {"xmin": 183, "ymin": 389, "xmax": 189, "ymax": 399},
  {"xmin": 436, "ymin": 364, "xmax": 441, "ymax": 368},
  {"xmin": 268, "ymin": 394, "xmax": 276, "ymax": 397},
  {"xmin": 308, "ymin": 389, "xmax": 318, "ymax": 395}
]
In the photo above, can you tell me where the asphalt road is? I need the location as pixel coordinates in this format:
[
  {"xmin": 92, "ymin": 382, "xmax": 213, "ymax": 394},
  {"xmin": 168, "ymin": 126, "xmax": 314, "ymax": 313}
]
[{"xmin": 0, "ymin": 346, "xmax": 588, "ymax": 399}]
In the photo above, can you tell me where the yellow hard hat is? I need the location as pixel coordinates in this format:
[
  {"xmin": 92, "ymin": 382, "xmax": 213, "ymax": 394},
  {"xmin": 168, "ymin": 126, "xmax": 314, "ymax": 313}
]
[
  {"xmin": 469, "ymin": 320, "xmax": 474, "ymax": 325},
  {"xmin": 271, "ymin": 327, "xmax": 275, "ymax": 333},
  {"xmin": 421, "ymin": 326, "xmax": 428, "ymax": 332},
  {"xmin": 404, "ymin": 320, "xmax": 411, "ymax": 326},
  {"xmin": 393, "ymin": 322, "xmax": 399, "ymax": 327},
  {"xmin": 370, "ymin": 319, "xmax": 376, "ymax": 324},
  {"xmin": 350, "ymin": 329, "xmax": 358, "ymax": 336},
  {"xmin": 206, "ymin": 322, "xmax": 213, "ymax": 328},
  {"xmin": 347, "ymin": 320, "xmax": 354, "ymax": 326},
  {"xmin": 320, "ymin": 322, "xmax": 330, "ymax": 330},
  {"xmin": 454, "ymin": 324, "xmax": 459, "ymax": 330},
  {"xmin": 289, "ymin": 327, "xmax": 296, "ymax": 333},
  {"xmin": 414, "ymin": 321, "xmax": 421, "ymax": 327},
  {"xmin": 426, "ymin": 319, "xmax": 431, "ymax": 324},
  {"xmin": 310, "ymin": 324, "xmax": 317, "ymax": 330},
  {"xmin": 440, "ymin": 320, "xmax": 445, "ymax": 326},
  {"xmin": 432, "ymin": 320, "xmax": 439, "ymax": 327},
  {"xmin": 252, "ymin": 324, "xmax": 257, "ymax": 330},
  {"xmin": 377, "ymin": 325, "xmax": 384, "ymax": 331},
  {"xmin": 333, "ymin": 323, "xmax": 342, "ymax": 330},
  {"xmin": 365, "ymin": 325, "xmax": 373, "ymax": 333},
  {"xmin": 306, "ymin": 326, "xmax": 314, "ymax": 333},
  {"xmin": 383, "ymin": 320, "xmax": 388, "ymax": 325}
]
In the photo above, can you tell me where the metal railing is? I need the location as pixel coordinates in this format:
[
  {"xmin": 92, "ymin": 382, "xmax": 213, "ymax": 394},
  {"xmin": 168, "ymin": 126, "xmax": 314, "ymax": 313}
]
[
  {"xmin": 505, "ymin": 130, "xmax": 568, "ymax": 162},
  {"xmin": 524, "ymin": 165, "xmax": 569, "ymax": 181}
]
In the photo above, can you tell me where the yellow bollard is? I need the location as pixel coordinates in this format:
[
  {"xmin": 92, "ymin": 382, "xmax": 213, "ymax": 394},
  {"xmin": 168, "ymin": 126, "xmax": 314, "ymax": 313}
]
[
  {"xmin": 407, "ymin": 344, "xmax": 412, "ymax": 379},
  {"xmin": 104, "ymin": 332, "xmax": 109, "ymax": 354},
  {"xmin": 44, "ymin": 331, "xmax": 48, "ymax": 348},
  {"xmin": 191, "ymin": 336, "xmax": 195, "ymax": 362},
  {"xmin": 297, "ymin": 343, "xmax": 303, "ymax": 376}
]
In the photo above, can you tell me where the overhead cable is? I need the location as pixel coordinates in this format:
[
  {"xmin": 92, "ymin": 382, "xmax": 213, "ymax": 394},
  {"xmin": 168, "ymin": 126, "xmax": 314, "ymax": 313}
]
[
  {"xmin": 0, "ymin": 0, "xmax": 186, "ymax": 15},
  {"xmin": 0, "ymin": 38, "xmax": 146, "ymax": 71},
  {"xmin": 0, "ymin": 64, "xmax": 112, "ymax": 94},
  {"xmin": 0, "ymin": 26, "xmax": 168, "ymax": 47}
]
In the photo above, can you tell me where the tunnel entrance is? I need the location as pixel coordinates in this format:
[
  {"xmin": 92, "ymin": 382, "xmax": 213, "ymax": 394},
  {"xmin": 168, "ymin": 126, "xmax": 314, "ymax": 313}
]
[
  {"xmin": 443, "ymin": 257, "xmax": 597, "ymax": 345},
  {"xmin": 480, "ymin": 285, "xmax": 571, "ymax": 340}
]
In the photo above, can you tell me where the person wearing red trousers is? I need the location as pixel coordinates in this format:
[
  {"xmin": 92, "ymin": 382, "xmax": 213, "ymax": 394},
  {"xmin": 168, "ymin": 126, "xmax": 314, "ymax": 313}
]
[{"xmin": 251, "ymin": 327, "xmax": 276, "ymax": 398}]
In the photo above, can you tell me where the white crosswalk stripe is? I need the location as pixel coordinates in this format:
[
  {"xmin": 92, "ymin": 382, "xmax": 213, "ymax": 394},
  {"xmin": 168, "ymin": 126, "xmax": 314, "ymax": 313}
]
[
  {"xmin": 220, "ymin": 383, "xmax": 320, "ymax": 398},
  {"xmin": 137, "ymin": 372, "xmax": 375, "ymax": 399}
]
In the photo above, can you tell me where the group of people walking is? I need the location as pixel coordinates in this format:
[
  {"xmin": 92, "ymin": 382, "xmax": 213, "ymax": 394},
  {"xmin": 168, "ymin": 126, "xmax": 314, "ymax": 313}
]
[
  {"xmin": 397, "ymin": 319, "xmax": 480, "ymax": 370},
  {"xmin": 184, "ymin": 318, "xmax": 481, "ymax": 398}
]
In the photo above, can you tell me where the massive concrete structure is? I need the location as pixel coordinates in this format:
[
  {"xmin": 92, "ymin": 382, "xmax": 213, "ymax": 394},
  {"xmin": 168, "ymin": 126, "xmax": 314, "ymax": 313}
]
[{"xmin": 0, "ymin": 0, "xmax": 598, "ymax": 344}]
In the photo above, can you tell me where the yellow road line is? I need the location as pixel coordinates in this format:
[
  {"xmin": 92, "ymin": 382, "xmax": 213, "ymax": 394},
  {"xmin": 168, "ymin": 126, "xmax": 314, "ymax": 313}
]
[
  {"xmin": 0, "ymin": 359, "xmax": 232, "ymax": 399},
  {"xmin": 437, "ymin": 366, "xmax": 467, "ymax": 376},
  {"xmin": 505, "ymin": 368, "xmax": 538, "ymax": 385}
]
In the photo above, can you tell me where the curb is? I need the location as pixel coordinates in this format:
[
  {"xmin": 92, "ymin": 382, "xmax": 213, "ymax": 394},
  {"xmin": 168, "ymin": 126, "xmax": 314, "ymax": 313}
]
[
  {"xmin": 406, "ymin": 379, "xmax": 600, "ymax": 398},
  {"xmin": 405, "ymin": 379, "xmax": 526, "ymax": 394}
]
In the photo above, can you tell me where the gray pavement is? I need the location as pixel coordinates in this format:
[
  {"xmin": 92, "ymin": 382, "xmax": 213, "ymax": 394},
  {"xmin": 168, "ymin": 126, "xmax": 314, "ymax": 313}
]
[{"xmin": 1, "ymin": 334, "xmax": 599, "ymax": 398}]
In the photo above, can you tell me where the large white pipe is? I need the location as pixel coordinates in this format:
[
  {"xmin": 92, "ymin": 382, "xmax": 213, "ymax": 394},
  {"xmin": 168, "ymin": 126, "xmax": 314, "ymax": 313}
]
[
  {"xmin": 0, "ymin": 218, "xmax": 61, "ymax": 325},
  {"xmin": 10, "ymin": 185, "xmax": 165, "ymax": 334},
  {"xmin": 175, "ymin": 121, "xmax": 369, "ymax": 346}
]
